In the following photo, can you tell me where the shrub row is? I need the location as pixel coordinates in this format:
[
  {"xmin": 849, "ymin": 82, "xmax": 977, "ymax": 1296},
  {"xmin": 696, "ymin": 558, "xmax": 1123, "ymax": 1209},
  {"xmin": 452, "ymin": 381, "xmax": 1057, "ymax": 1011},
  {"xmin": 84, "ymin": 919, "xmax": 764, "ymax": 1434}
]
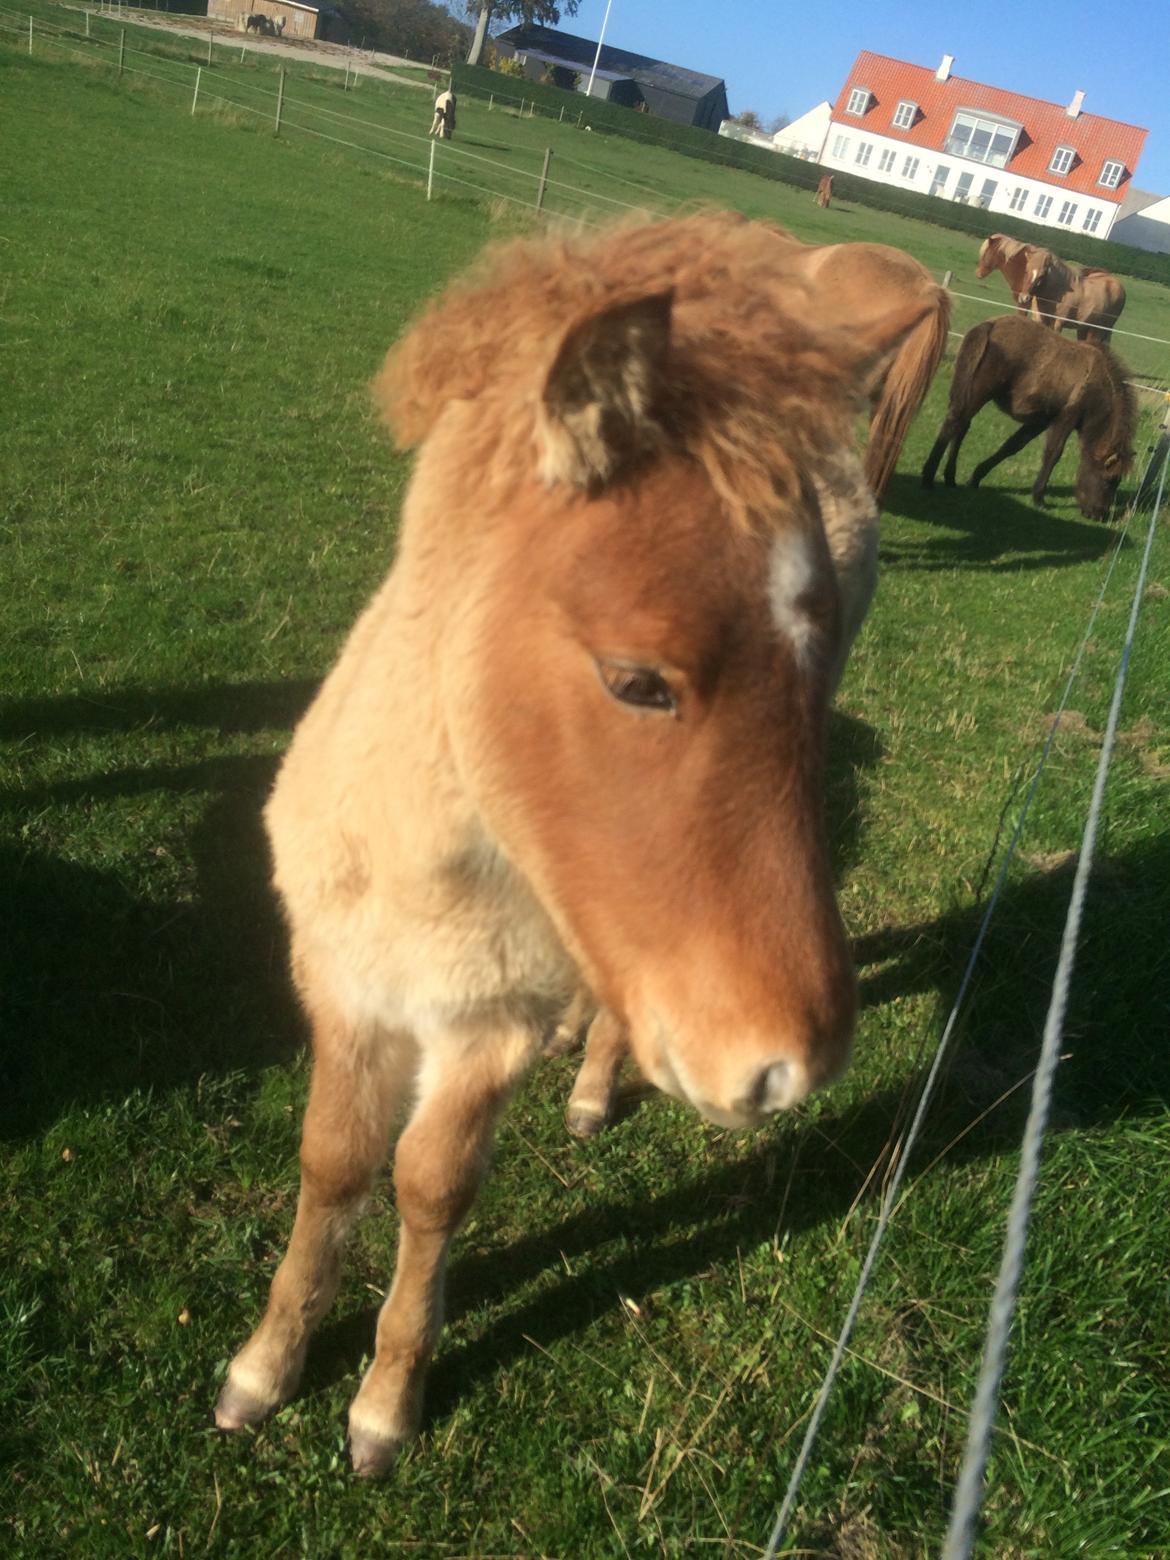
[{"xmin": 451, "ymin": 63, "xmax": 1170, "ymax": 287}]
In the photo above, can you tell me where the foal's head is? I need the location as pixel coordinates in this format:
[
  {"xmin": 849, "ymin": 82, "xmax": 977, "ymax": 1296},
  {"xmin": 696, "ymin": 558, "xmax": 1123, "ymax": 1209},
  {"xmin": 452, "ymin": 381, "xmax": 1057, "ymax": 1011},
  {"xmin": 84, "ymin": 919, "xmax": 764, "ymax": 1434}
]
[{"xmin": 380, "ymin": 219, "xmax": 925, "ymax": 1127}]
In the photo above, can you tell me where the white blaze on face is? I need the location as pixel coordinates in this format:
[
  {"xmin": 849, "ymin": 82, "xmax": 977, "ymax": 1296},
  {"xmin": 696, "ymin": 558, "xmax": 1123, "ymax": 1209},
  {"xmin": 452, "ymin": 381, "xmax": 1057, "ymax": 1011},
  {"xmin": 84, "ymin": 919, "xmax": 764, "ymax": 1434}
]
[{"xmin": 768, "ymin": 533, "xmax": 817, "ymax": 664}]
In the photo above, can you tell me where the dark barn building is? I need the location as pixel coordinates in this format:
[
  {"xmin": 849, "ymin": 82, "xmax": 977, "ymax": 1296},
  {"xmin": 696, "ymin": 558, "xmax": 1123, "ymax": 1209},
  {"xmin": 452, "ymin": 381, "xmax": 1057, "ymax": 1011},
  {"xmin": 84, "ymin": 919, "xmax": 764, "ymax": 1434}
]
[{"xmin": 493, "ymin": 24, "xmax": 729, "ymax": 131}]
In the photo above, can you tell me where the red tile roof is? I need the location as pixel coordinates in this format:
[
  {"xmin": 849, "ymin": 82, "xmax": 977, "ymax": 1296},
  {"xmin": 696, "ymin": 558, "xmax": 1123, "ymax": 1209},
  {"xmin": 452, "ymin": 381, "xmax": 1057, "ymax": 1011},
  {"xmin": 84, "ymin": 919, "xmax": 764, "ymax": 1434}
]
[{"xmin": 831, "ymin": 51, "xmax": 1146, "ymax": 201}]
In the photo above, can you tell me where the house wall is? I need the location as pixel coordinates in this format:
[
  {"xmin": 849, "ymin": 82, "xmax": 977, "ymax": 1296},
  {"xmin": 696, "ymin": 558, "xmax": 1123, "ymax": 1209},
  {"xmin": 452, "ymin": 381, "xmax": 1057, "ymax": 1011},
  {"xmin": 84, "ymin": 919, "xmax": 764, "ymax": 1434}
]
[
  {"xmin": 772, "ymin": 102, "xmax": 831, "ymax": 162},
  {"xmin": 1110, "ymin": 197, "xmax": 1170, "ymax": 254},
  {"xmin": 208, "ymin": 0, "xmax": 320, "ymax": 41},
  {"xmin": 819, "ymin": 121, "xmax": 1123, "ymax": 239}
]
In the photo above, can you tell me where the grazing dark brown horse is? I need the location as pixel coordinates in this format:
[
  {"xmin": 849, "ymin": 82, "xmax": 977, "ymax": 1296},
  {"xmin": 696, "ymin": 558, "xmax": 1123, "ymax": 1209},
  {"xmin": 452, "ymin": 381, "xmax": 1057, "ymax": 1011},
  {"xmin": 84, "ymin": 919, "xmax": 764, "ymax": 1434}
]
[
  {"xmin": 921, "ymin": 315, "xmax": 1135, "ymax": 519},
  {"xmin": 214, "ymin": 212, "xmax": 935, "ymax": 1474},
  {"xmin": 975, "ymin": 233, "xmax": 1126, "ymax": 345}
]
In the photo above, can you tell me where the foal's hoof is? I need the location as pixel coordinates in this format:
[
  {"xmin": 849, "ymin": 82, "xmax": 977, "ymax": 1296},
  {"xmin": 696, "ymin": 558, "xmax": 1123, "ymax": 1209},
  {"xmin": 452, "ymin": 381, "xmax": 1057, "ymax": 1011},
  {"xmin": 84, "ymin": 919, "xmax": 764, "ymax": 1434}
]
[
  {"xmin": 565, "ymin": 1104, "xmax": 609, "ymax": 1139},
  {"xmin": 214, "ymin": 1378, "xmax": 277, "ymax": 1431},
  {"xmin": 348, "ymin": 1425, "xmax": 404, "ymax": 1479}
]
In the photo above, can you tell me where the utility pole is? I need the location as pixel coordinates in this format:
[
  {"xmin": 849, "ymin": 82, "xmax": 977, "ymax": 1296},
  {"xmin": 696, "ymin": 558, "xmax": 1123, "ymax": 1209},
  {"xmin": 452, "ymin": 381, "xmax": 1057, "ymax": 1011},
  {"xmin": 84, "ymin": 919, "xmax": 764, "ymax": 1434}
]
[{"xmin": 584, "ymin": 0, "xmax": 613, "ymax": 99}]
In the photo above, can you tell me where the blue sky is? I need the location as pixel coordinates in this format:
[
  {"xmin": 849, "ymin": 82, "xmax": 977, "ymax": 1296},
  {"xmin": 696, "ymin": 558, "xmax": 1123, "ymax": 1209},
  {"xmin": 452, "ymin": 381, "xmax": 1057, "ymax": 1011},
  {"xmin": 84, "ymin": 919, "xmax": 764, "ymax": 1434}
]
[{"xmin": 550, "ymin": 0, "xmax": 1170, "ymax": 194}]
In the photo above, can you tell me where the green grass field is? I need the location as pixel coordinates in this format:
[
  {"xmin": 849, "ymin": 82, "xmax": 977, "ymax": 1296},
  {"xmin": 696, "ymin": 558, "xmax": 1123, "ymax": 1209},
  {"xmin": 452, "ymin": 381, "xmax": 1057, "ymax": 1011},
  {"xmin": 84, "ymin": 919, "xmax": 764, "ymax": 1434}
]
[{"xmin": 2, "ymin": 28, "xmax": 1169, "ymax": 1558}]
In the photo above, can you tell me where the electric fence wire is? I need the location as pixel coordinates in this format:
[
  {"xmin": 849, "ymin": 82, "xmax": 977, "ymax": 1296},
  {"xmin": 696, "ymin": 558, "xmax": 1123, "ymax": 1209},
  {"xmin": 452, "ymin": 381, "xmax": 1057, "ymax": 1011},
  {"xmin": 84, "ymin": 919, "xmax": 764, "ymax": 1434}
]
[{"xmin": 761, "ymin": 437, "xmax": 1166, "ymax": 1557}]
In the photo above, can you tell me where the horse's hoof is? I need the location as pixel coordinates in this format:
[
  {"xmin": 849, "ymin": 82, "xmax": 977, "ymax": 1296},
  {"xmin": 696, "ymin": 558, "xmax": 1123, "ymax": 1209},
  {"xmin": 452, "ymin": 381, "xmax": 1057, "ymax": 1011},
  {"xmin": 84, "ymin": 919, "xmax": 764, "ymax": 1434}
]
[
  {"xmin": 349, "ymin": 1425, "xmax": 403, "ymax": 1478},
  {"xmin": 566, "ymin": 1104, "xmax": 608, "ymax": 1138},
  {"xmin": 543, "ymin": 1024, "xmax": 583, "ymax": 1059},
  {"xmin": 214, "ymin": 1378, "xmax": 277, "ymax": 1431}
]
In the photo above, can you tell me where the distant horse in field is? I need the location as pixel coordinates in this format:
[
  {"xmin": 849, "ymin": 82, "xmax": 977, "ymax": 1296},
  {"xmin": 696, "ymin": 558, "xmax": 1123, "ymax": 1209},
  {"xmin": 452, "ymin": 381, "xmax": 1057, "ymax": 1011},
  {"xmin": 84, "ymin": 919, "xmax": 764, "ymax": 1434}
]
[
  {"xmin": 213, "ymin": 212, "xmax": 937, "ymax": 1474},
  {"xmin": 921, "ymin": 315, "xmax": 1135, "ymax": 519},
  {"xmin": 975, "ymin": 233, "xmax": 1126, "ymax": 345},
  {"xmin": 815, "ymin": 174, "xmax": 834, "ymax": 208}
]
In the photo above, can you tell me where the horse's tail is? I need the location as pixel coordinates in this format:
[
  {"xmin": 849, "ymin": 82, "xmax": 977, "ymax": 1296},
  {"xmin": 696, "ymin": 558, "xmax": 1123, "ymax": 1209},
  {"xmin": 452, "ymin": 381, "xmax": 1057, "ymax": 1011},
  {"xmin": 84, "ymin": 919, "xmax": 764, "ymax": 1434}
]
[{"xmin": 864, "ymin": 283, "xmax": 952, "ymax": 500}]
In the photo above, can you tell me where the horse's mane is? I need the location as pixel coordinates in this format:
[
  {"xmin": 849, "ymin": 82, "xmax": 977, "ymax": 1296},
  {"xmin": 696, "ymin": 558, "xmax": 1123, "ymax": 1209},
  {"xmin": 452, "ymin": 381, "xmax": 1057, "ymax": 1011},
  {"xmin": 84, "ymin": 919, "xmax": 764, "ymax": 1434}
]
[
  {"xmin": 375, "ymin": 213, "xmax": 871, "ymax": 529},
  {"xmin": 1088, "ymin": 344, "xmax": 1138, "ymax": 460}
]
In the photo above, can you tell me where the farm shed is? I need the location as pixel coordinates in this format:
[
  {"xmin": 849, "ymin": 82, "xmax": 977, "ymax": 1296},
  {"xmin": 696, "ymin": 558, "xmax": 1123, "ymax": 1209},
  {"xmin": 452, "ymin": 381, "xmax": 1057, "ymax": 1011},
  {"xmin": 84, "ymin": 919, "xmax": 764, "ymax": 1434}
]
[
  {"xmin": 492, "ymin": 23, "xmax": 729, "ymax": 131},
  {"xmin": 207, "ymin": 0, "xmax": 352, "ymax": 44}
]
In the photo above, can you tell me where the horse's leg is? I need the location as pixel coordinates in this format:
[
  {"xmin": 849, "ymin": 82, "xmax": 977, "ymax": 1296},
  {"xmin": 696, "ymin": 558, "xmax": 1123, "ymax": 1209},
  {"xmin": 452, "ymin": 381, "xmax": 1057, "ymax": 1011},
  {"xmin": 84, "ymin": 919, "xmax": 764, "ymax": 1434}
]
[
  {"xmin": 565, "ymin": 1007, "xmax": 628, "ymax": 1138},
  {"xmin": 922, "ymin": 406, "xmax": 975, "ymax": 488},
  {"xmin": 345, "ymin": 1023, "xmax": 536, "ymax": 1475},
  {"xmin": 543, "ymin": 984, "xmax": 596, "ymax": 1058},
  {"xmin": 969, "ymin": 421, "xmax": 1047, "ymax": 488},
  {"xmin": 1029, "ymin": 418, "xmax": 1076, "ymax": 506},
  {"xmin": 215, "ymin": 985, "xmax": 411, "ymax": 1432}
]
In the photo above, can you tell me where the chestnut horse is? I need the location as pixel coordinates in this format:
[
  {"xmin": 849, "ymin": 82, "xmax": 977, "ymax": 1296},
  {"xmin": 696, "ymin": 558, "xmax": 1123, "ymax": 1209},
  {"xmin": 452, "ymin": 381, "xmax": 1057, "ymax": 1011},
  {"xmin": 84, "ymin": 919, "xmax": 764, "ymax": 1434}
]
[
  {"xmin": 214, "ymin": 213, "xmax": 937, "ymax": 1473},
  {"xmin": 921, "ymin": 315, "xmax": 1135, "ymax": 519},
  {"xmin": 975, "ymin": 233, "xmax": 1126, "ymax": 345},
  {"xmin": 815, "ymin": 174, "xmax": 834, "ymax": 208}
]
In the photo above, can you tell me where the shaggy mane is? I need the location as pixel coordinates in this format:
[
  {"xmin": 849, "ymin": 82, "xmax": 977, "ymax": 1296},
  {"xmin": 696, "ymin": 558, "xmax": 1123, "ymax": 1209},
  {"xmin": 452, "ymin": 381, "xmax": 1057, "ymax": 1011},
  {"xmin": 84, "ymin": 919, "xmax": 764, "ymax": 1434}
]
[{"xmin": 374, "ymin": 213, "xmax": 874, "ymax": 529}]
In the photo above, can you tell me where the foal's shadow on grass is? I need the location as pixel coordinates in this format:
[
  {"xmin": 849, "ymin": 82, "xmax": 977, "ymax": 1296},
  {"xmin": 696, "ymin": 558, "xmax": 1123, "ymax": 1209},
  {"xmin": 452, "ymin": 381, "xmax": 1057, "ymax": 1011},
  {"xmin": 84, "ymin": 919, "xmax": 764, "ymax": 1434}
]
[
  {"xmin": 883, "ymin": 472, "xmax": 1118, "ymax": 572},
  {"xmin": 0, "ymin": 679, "xmax": 319, "ymax": 1140},
  {"xmin": 305, "ymin": 829, "xmax": 1169, "ymax": 1422}
]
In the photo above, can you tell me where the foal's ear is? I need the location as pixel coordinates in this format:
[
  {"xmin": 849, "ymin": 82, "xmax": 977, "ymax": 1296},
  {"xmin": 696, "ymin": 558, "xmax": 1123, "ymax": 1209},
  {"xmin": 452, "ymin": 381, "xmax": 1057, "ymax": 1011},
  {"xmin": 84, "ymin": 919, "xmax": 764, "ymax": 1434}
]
[{"xmin": 538, "ymin": 290, "xmax": 673, "ymax": 489}]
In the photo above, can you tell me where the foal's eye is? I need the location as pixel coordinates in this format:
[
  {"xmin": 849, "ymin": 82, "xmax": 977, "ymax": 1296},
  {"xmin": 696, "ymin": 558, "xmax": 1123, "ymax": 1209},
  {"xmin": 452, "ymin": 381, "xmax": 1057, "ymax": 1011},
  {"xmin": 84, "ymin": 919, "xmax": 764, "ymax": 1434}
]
[{"xmin": 597, "ymin": 661, "xmax": 678, "ymax": 715}]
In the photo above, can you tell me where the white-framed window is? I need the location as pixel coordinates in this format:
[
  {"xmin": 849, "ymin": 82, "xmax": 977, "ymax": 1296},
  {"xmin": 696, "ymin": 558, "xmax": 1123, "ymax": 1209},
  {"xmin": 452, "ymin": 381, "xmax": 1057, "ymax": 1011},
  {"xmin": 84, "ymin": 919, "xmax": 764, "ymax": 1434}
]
[
  {"xmin": 955, "ymin": 171, "xmax": 974, "ymax": 201},
  {"xmin": 878, "ymin": 147, "xmax": 897, "ymax": 172},
  {"xmin": 1009, "ymin": 186, "xmax": 1028, "ymax": 211},
  {"xmin": 929, "ymin": 164, "xmax": 950, "ymax": 196},
  {"xmin": 902, "ymin": 154, "xmax": 920, "ymax": 179},
  {"xmin": 831, "ymin": 133, "xmax": 850, "ymax": 158},
  {"xmin": 944, "ymin": 110, "xmax": 1020, "ymax": 167},
  {"xmin": 892, "ymin": 99, "xmax": 917, "ymax": 129},
  {"xmin": 1057, "ymin": 200, "xmax": 1078, "ymax": 226},
  {"xmin": 1082, "ymin": 207, "xmax": 1103, "ymax": 233},
  {"xmin": 1034, "ymin": 193, "xmax": 1053, "ymax": 218},
  {"xmin": 1049, "ymin": 144, "xmax": 1075, "ymax": 175},
  {"xmin": 846, "ymin": 87, "xmax": 871, "ymax": 116},
  {"xmin": 1098, "ymin": 159, "xmax": 1124, "ymax": 189},
  {"xmin": 855, "ymin": 140, "xmax": 873, "ymax": 167},
  {"xmin": 978, "ymin": 177, "xmax": 997, "ymax": 208}
]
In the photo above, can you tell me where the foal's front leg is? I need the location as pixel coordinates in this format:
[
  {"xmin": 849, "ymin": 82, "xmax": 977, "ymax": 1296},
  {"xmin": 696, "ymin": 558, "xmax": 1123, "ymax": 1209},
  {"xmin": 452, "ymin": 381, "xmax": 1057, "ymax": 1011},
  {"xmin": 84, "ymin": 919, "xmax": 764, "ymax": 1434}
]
[
  {"xmin": 968, "ymin": 420, "xmax": 1047, "ymax": 490},
  {"xmin": 346, "ymin": 1024, "xmax": 537, "ymax": 1476},
  {"xmin": 215, "ymin": 991, "xmax": 410, "ymax": 1432}
]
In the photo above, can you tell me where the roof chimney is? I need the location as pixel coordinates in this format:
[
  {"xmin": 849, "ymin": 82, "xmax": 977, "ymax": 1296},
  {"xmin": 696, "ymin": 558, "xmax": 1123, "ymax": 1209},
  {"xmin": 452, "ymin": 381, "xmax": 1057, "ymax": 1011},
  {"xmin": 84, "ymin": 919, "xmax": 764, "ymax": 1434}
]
[
  {"xmin": 1067, "ymin": 89, "xmax": 1085, "ymax": 118},
  {"xmin": 936, "ymin": 54, "xmax": 954, "ymax": 82}
]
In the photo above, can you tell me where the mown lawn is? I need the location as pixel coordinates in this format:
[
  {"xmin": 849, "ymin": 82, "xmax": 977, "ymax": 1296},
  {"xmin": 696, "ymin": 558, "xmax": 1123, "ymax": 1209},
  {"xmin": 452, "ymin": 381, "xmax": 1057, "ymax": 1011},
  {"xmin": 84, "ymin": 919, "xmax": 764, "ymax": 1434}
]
[{"xmin": 2, "ymin": 41, "xmax": 1169, "ymax": 1559}]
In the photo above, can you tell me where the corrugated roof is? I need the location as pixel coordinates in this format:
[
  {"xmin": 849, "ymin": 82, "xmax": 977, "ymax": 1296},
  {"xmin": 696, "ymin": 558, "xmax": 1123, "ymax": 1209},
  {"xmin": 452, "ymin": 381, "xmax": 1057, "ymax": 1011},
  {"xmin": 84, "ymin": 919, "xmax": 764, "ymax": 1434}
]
[
  {"xmin": 831, "ymin": 51, "xmax": 1146, "ymax": 200},
  {"xmin": 495, "ymin": 24, "xmax": 725, "ymax": 101}
]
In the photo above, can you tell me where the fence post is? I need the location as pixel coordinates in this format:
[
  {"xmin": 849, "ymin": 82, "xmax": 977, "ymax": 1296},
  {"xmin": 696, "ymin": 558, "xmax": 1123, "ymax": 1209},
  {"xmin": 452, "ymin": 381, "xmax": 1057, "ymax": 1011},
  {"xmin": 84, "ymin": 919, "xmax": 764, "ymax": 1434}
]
[
  {"xmin": 942, "ymin": 269, "xmax": 954, "ymax": 289},
  {"xmin": 274, "ymin": 66, "xmax": 284, "ymax": 135},
  {"xmin": 192, "ymin": 64, "xmax": 201, "ymax": 114},
  {"xmin": 27, "ymin": 14, "xmax": 32, "ymax": 53},
  {"xmin": 488, "ymin": 92, "xmax": 493, "ymax": 111},
  {"xmin": 535, "ymin": 146, "xmax": 552, "ymax": 212},
  {"xmin": 118, "ymin": 27, "xmax": 125, "ymax": 75},
  {"xmin": 576, "ymin": 110, "xmax": 582, "ymax": 128},
  {"xmin": 427, "ymin": 136, "xmax": 435, "ymax": 200},
  {"xmin": 558, "ymin": 105, "xmax": 563, "ymax": 122},
  {"xmin": 239, "ymin": 44, "xmax": 244, "ymax": 62},
  {"xmin": 206, "ymin": 30, "xmax": 212, "ymax": 65},
  {"xmin": 85, "ymin": 9, "xmax": 90, "ymax": 36}
]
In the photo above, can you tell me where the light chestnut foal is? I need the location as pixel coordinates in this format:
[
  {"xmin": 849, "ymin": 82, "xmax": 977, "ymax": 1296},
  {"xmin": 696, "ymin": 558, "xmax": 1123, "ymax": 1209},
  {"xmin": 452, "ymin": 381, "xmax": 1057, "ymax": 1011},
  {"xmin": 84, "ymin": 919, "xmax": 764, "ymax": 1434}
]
[{"xmin": 215, "ymin": 213, "xmax": 935, "ymax": 1475}]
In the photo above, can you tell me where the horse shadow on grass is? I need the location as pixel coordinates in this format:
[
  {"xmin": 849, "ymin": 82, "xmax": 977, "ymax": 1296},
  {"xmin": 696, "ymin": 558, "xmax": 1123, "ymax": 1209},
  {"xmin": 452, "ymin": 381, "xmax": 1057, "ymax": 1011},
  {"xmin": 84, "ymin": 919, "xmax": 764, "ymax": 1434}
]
[
  {"xmin": 305, "ymin": 827, "xmax": 1170, "ymax": 1425},
  {"xmin": 0, "ymin": 683, "xmax": 886, "ymax": 1142},
  {"xmin": 0, "ymin": 679, "xmax": 321, "ymax": 1142},
  {"xmin": 882, "ymin": 470, "xmax": 1121, "ymax": 572}
]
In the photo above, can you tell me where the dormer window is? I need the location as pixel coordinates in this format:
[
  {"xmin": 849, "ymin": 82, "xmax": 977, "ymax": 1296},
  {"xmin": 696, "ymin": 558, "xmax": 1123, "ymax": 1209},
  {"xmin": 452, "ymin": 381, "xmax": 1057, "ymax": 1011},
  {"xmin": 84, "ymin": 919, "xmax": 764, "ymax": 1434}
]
[
  {"xmin": 1098, "ymin": 159, "xmax": 1125, "ymax": 189},
  {"xmin": 846, "ymin": 87, "xmax": 872, "ymax": 116},
  {"xmin": 892, "ymin": 99, "xmax": 918, "ymax": 129},
  {"xmin": 1049, "ymin": 144, "xmax": 1076, "ymax": 175},
  {"xmin": 943, "ymin": 110, "xmax": 1020, "ymax": 168}
]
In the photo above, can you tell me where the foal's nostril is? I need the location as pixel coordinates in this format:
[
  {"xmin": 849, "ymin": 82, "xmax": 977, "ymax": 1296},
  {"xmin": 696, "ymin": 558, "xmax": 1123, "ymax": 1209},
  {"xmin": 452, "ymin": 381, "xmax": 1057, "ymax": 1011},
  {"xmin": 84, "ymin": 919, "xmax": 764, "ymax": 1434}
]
[{"xmin": 748, "ymin": 1061, "xmax": 797, "ymax": 1115}]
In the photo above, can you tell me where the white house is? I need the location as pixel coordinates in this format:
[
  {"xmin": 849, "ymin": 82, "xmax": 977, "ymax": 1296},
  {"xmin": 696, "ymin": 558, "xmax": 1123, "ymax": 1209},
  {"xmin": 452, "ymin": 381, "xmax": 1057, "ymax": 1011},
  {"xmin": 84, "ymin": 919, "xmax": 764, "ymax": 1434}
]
[{"xmin": 806, "ymin": 51, "xmax": 1147, "ymax": 240}]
